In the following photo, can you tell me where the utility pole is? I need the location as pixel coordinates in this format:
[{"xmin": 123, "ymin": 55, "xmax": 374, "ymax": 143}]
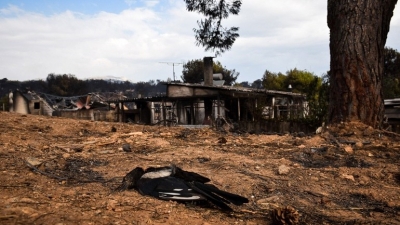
[{"xmin": 159, "ymin": 62, "xmax": 183, "ymax": 81}]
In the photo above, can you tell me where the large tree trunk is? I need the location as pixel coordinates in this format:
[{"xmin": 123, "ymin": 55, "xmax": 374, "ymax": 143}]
[{"xmin": 327, "ymin": 0, "xmax": 397, "ymax": 128}]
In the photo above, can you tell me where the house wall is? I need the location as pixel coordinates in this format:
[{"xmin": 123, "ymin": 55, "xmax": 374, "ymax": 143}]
[
  {"xmin": 12, "ymin": 92, "xmax": 29, "ymax": 114},
  {"xmin": 54, "ymin": 110, "xmax": 116, "ymax": 122},
  {"xmin": 41, "ymin": 101, "xmax": 55, "ymax": 116},
  {"xmin": 28, "ymin": 100, "xmax": 42, "ymax": 115},
  {"xmin": 9, "ymin": 91, "xmax": 55, "ymax": 116},
  {"xmin": 94, "ymin": 110, "xmax": 116, "ymax": 122}
]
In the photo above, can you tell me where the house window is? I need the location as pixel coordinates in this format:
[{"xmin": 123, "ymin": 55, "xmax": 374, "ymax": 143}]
[
  {"xmin": 154, "ymin": 103, "xmax": 160, "ymax": 113},
  {"xmin": 34, "ymin": 102, "xmax": 40, "ymax": 109}
]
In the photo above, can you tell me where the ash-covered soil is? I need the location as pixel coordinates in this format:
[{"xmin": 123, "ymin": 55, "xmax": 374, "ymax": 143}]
[{"xmin": 0, "ymin": 111, "xmax": 400, "ymax": 225}]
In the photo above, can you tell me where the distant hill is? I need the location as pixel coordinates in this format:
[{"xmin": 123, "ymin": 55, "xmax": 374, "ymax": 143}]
[
  {"xmin": 84, "ymin": 76, "xmax": 129, "ymax": 83},
  {"xmin": 0, "ymin": 76, "xmax": 166, "ymax": 99}
]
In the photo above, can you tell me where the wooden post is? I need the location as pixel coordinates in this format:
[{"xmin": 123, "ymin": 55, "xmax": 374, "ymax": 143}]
[
  {"xmin": 162, "ymin": 99, "xmax": 167, "ymax": 126},
  {"xmin": 237, "ymin": 98, "xmax": 241, "ymax": 121},
  {"xmin": 175, "ymin": 100, "xmax": 180, "ymax": 125},
  {"xmin": 117, "ymin": 102, "xmax": 120, "ymax": 122},
  {"xmin": 121, "ymin": 102, "xmax": 125, "ymax": 122},
  {"xmin": 190, "ymin": 101, "xmax": 195, "ymax": 125},
  {"xmin": 254, "ymin": 98, "xmax": 257, "ymax": 121},
  {"xmin": 271, "ymin": 97, "xmax": 275, "ymax": 119},
  {"xmin": 139, "ymin": 103, "xmax": 142, "ymax": 123},
  {"xmin": 217, "ymin": 95, "xmax": 221, "ymax": 117}
]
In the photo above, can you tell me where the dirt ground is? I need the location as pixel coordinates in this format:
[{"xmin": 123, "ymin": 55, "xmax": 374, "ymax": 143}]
[{"xmin": 0, "ymin": 111, "xmax": 400, "ymax": 225}]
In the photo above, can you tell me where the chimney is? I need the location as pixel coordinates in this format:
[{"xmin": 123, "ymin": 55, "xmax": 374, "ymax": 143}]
[{"xmin": 203, "ymin": 57, "xmax": 213, "ymax": 86}]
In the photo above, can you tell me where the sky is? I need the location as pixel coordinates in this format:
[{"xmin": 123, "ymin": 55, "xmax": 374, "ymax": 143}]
[{"xmin": 0, "ymin": 1, "xmax": 400, "ymax": 83}]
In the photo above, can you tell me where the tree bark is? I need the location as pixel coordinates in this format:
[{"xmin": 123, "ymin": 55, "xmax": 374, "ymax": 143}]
[{"xmin": 327, "ymin": 0, "xmax": 397, "ymax": 127}]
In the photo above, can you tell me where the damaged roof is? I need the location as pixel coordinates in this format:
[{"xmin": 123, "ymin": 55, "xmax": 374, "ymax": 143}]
[
  {"xmin": 15, "ymin": 90, "xmax": 127, "ymax": 110},
  {"xmin": 165, "ymin": 83, "xmax": 305, "ymax": 99}
]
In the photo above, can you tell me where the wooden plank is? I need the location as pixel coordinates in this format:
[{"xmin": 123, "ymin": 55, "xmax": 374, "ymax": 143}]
[
  {"xmin": 167, "ymin": 86, "xmax": 193, "ymax": 97},
  {"xmin": 167, "ymin": 85, "xmax": 219, "ymax": 98},
  {"xmin": 194, "ymin": 88, "xmax": 218, "ymax": 96}
]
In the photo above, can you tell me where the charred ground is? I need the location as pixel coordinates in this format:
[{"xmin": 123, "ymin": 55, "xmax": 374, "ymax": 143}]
[{"xmin": 0, "ymin": 111, "xmax": 400, "ymax": 224}]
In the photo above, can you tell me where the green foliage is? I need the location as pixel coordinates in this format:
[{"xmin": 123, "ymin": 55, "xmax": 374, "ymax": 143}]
[
  {"xmin": 250, "ymin": 79, "xmax": 262, "ymax": 89},
  {"xmin": 306, "ymin": 74, "xmax": 329, "ymax": 125},
  {"xmin": 237, "ymin": 81, "xmax": 250, "ymax": 87},
  {"xmin": 0, "ymin": 95, "xmax": 9, "ymax": 111},
  {"xmin": 2, "ymin": 76, "xmax": 168, "ymax": 98},
  {"xmin": 181, "ymin": 59, "xmax": 204, "ymax": 83},
  {"xmin": 262, "ymin": 68, "xmax": 318, "ymax": 94},
  {"xmin": 0, "ymin": 79, "xmax": 21, "ymax": 97},
  {"xmin": 262, "ymin": 70, "xmax": 287, "ymax": 91},
  {"xmin": 262, "ymin": 68, "xmax": 328, "ymax": 126},
  {"xmin": 264, "ymin": 68, "xmax": 324, "ymax": 100},
  {"xmin": 124, "ymin": 80, "xmax": 165, "ymax": 98},
  {"xmin": 181, "ymin": 59, "xmax": 239, "ymax": 85},
  {"xmin": 259, "ymin": 47, "xmax": 400, "ymax": 124},
  {"xmin": 184, "ymin": 0, "xmax": 242, "ymax": 56},
  {"xmin": 384, "ymin": 47, "xmax": 400, "ymax": 76},
  {"xmin": 285, "ymin": 68, "xmax": 319, "ymax": 94},
  {"xmin": 382, "ymin": 78, "xmax": 400, "ymax": 99},
  {"xmin": 214, "ymin": 61, "xmax": 239, "ymax": 86},
  {"xmin": 383, "ymin": 47, "xmax": 400, "ymax": 98},
  {"xmin": 46, "ymin": 73, "xmax": 87, "ymax": 96},
  {"xmin": 83, "ymin": 79, "xmax": 134, "ymax": 93},
  {"xmin": 4, "ymin": 75, "xmax": 167, "ymax": 98}
]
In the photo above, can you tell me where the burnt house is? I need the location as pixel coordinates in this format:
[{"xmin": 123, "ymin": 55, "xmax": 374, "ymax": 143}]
[
  {"xmin": 9, "ymin": 90, "xmax": 121, "ymax": 121},
  {"xmin": 110, "ymin": 57, "xmax": 307, "ymax": 132},
  {"xmin": 164, "ymin": 82, "xmax": 305, "ymax": 125},
  {"xmin": 8, "ymin": 57, "xmax": 308, "ymax": 132},
  {"xmin": 107, "ymin": 83, "xmax": 306, "ymax": 130},
  {"xmin": 384, "ymin": 98, "xmax": 400, "ymax": 132},
  {"xmin": 9, "ymin": 90, "xmax": 54, "ymax": 116}
]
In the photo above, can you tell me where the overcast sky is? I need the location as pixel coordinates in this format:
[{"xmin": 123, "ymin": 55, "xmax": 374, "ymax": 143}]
[{"xmin": 1, "ymin": 1, "xmax": 399, "ymax": 83}]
